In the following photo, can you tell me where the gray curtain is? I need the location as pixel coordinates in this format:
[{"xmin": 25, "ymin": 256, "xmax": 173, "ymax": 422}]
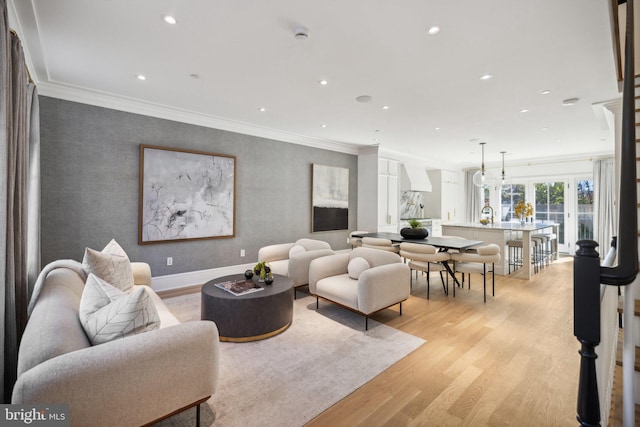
[
  {"xmin": 594, "ymin": 158, "xmax": 616, "ymax": 258},
  {"xmin": 1, "ymin": 0, "xmax": 40, "ymax": 402},
  {"xmin": 465, "ymin": 169, "xmax": 482, "ymax": 223}
]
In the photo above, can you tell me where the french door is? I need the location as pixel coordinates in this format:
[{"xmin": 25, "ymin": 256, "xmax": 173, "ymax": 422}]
[{"xmin": 533, "ymin": 180, "xmax": 569, "ymax": 253}]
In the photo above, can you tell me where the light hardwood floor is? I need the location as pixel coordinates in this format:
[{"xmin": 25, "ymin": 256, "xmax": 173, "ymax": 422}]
[{"xmin": 305, "ymin": 257, "xmax": 579, "ymax": 427}]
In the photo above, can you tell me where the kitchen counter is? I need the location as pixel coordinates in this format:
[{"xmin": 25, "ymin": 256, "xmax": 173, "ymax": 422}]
[{"xmin": 442, "ymin": 222, "xmax": 558, "ymax": 280}]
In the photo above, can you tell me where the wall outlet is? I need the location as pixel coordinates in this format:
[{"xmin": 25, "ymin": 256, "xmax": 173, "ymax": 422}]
[
  {"xmin": 167, "ymin": 257, "xmax": 173, "ymax": 266},
  {"xmin": 347, "ymin": 238, "xmax": 350, "ymax": 244},
  {"xmin": 240, "ymin": 249, "xmax": 245, "ymax": 257}
]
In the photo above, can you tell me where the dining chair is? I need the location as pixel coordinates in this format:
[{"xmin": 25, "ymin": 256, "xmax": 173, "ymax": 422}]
[
  {"xmin": 361, "ymin": 237, "xmax": 400, "ymax": 253},
  {"xmin": 399, "ymin": 242, "xmax": 451, "ymax": 299},
  {"xmin": 348, "ymin": 230, "xmax": 369, "ymax": 249},
  {"xmin": 450, "ymin": 244, "xmax": 501, "ymax": 303}
]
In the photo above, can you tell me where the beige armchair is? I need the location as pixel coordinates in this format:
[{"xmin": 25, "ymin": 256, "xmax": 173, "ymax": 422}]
[
  {"xmin": 258, "ymin": 238, "xmax": 334, "ymax": 298},
  {"xmin": 308, "ymin": 247, "xmax": 410, "ymax": 329}
]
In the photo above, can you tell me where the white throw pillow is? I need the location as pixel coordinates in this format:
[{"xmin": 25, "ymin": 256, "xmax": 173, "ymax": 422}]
[
  {"xmin": 348, "ymin": 257, "xmax": 370, "ymax": 279},
  {"xmin": 82, "ymin": 239, "xmax": 134, "ymax": 292},
  {"xmin": 289, "ymin": 245, "xmax": 306, "ymax": 258},
  {"xmin": 79, "ymin": 274, "xmax": 160, "ymax": 345}
]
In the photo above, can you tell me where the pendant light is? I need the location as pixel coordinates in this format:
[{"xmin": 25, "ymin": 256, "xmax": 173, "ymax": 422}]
[
  {"xmin": 500, "ymin": 151, "xmax": 506, "ymax": 185},
  {"xmin": 480, "ymin": 142, "xmax": 486, "ymax": 181}
]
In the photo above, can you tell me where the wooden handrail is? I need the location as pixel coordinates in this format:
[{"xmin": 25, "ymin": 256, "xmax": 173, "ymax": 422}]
[{"xmin": 573, "ymin": 0, "xmax": 638, "ymax": 425}]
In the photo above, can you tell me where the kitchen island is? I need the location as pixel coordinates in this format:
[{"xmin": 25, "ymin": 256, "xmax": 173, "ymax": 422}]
[{"xmin": 442, "ymin": 222, "xmax": 558, "ymax": 279}]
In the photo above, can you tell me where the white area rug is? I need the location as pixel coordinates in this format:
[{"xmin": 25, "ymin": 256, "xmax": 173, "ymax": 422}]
[{"xmin": 162, "ymin": 292, "xmax": 425, "ymax": 427}]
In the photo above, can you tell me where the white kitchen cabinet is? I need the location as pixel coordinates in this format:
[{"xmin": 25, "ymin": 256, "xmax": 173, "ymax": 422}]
[
  {"xmin": 378, "ymin": 158, "xmax": 400, "ymax": 232},
  {"xmin": 424, "ymin": 169, "xmax": 460, "ymax": 224}
]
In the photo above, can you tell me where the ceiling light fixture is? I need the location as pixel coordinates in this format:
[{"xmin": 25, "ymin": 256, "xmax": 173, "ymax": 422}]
[
  {"xmin": 319, "ymin": 79, "xmax": 328, "ymax": 85},
  {"xmin": 136, "ymin": 74, "xmax": 146, "ymax": 81},
  {"xmin": 480, "ymin": 74, "xmax": 493, "ymax": 80},
  {"xmin": 427, "ymin": 26, "xmax": 440, "ymax": 35},
  {"xmin": 500, "ymin": 151, "xmax": 506, "ymax": 185},
  {"xmin": 519, "ymin": 109, "xmax": 529, "ymax": 113},
  {"xmin": 293, "ymin": 26, "xmax": 309, "ymax": 40},
  {"xmin": 321, "ymin": 124, "xmax": 327, "ymax": 128},
  {"xmin": 356, "ymin": 95, "xmax": 372, "ymax": 103},
  {"xmin": 480, "ymin": 142, "xmax": 486, "ymax": 181},
  {"xmin": 189, "ymin": 73, "xmax": 199, "ymax": 79},
  {"xmin": 258, "ymin": 107, "xmax": 266, "ymax": 112},
  {"xmin": 540, "ymin": 89, "xmax": 551, "ymax": 95},
  {"xmin": 381, "ymin": 105, "xmax": 390, "ymax": 110},
  {"xmin": 162, "ymin": 15, "xmax": 177, "ymax": 25}
]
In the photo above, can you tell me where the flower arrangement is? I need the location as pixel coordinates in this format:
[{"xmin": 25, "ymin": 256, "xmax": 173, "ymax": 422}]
[
  {"xmin": 253, "ymin": 261, "xmax": 271, "ymax": 280},
  {"xmin": 514, "ymin": 201, "xmax": 533, "ymax": 220}
]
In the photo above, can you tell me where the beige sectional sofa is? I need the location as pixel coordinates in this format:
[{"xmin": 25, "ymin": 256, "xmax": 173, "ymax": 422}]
[
  {"xmin": 309, "ymin": 247, "xmax": 410, "ymax": 329},
  {"xmin": 258, "ymin": 238, "xmax": 335, "ymax": 297},
  {"xmin": 12, "ymin": 260, "xmax": 220, "ymax": 427}
]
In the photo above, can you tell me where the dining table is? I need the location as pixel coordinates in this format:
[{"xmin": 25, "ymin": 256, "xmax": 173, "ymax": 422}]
[{"xmin": 351, "ymin": 232, "xmax": 484, "ymax": 289}]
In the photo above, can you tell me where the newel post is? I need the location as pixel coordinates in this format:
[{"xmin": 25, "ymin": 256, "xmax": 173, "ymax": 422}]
[{"xmin": 573, "ymin": 239, "xmax": 601, "ymax": 427}]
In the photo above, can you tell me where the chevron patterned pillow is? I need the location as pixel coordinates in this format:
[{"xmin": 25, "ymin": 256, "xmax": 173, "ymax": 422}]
[
  {"xmin": 79, "ymin": 274, "xmax": 160, "ymax": 345},
  {"xmin": 82, "ymin": 239, "xmax": 134, "ymax": 292}
]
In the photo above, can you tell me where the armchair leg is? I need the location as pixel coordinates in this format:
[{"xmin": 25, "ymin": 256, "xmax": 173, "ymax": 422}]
[
  {"xmin": 316, "ymin": 296, "xmax": 319, "ymax": 309},
  {"xmin": 365, "ymin": 316, "xmax": 369, "ymax": 330},
  {"xmin": 196, "ymin": 404, "xmax": 201, "ymax": 427}
]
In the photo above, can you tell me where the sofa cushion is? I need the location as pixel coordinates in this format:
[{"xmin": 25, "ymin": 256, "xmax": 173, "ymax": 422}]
[
  {"xmin": 82, "ymin": 239, "xmax": 134, "ymax": 292},
  {"xmin": 347, "ymin": 257, "xmax": 370, "ymax": 279},
  {"xmin": 289, "ymin": 245, "xmax": 306, "ymax": 258},
  {"xmin": 79, "ymin": 274, "xmax": 160, "ymax": 345}
]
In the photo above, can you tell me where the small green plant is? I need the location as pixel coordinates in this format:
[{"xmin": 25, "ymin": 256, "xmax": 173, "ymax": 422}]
[
  {"xmin": 253, "ymin": 261, "xmax": 271, "ymax": 279},
  {"xmin": 408, "ymin": 218, "xmax": 422, "ymax": 228}
]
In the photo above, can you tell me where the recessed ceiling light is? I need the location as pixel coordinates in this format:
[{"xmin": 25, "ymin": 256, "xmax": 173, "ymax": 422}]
[
  {"xmin": 381, "ymin": 105, "xmax": 390, "ymax": 110},
  {"xmin": 541, "ymin": 127, "xmax": 549, "ymax": 131},
  {"xmin": 519, "ymin": 109, "xmax": 529, "ymax": 113},
  {"xmin": 374, "ymin": 129, "xmax": 381, "ymax": 133},
  {"xmin": 136, "ymin": 74, "xmax": 146, "ymax": 81},
  {"xmin": 427, "ymin": 26, "xmax": 440, "ymax": 35},
  {"xmin": 562, "ymin": 97, "xmax": 580, "ymax": 106},
  {"xmin": 319, "ymin": 79, "xmax": 328, "ymax": 86},
  {"xmin": 321, "ymin": 124, "xmax": 327, "ymax": 128},
  {"xmin": 162, "ymin": 14, "xmax": 177, "ymax": 25},
  {"xmin": 356, "ymin": 95, "xmax": 372, "ymax": 103},
  {"xmin": 293, "ymin": 26, "xmax": 309, "ymax": 40},
  {"xmin": 435, "ymin": 127, "xmax": 441, "ymax": 130},
  {"xmin": 190, "ymin": 73, "xmax": 199, "ymax": 79},
  {"xmin": 540, "ymin": 89, "xmax": 551, "ymax": 95},
  {"xmin": 373, "ymin": 138, "xmax": 379, "ymax": 142},
  {"xmin": 258, "ymin": 107, "xmax": 266, "ymax": 112},
  {"xmin": 480, "ymin": 74, "xmax": 493, "ymax": 80}
]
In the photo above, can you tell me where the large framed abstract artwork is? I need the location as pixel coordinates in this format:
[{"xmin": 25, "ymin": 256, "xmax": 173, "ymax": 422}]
[
  {"xmin": 139, "ymin": 145, "xmax": 236, "ymax": 244},
  {"xmin": 312, "ymin": 164, "xmax": 349, "ymax": 232}
]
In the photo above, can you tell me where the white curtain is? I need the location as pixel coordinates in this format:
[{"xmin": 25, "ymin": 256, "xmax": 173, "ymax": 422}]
[
  {"xmin": 1, "ymin": 0, "xmax": 41, "ymax": 402},
  {"xmin": 593, "ymin": 158, "xmax": 616, "ymax": 257},
  {"xmin": 465, "ymin": 169, "xmax": 482, "ymax": 223}
]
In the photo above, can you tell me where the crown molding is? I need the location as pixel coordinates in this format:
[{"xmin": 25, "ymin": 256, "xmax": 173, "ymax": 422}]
[{"xmin": 36, "ymin": 81, "xmax": 363, "ymax": 156}]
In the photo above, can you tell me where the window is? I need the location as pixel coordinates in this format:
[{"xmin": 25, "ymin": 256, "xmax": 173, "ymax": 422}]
[
  {"xmin": 534, "ymin": 182, "xmax": 565, "ymax": 245},
  {"xmin": 576, "ymin": 179, "xmax": 594, "ymax": 240},
  {"xmin": 500, "ymin": 184, "xmax": 525, "ymax": 221}
]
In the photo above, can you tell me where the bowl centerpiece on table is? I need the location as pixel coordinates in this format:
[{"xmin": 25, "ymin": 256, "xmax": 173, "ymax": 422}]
[{"xmin": 400, "ymin": 218, "xmax": 429, "ymax": 239}]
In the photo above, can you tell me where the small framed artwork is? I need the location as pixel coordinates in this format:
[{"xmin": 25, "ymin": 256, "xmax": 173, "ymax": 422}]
[
  {"xmin": 139, "ymin": 145, "xmax": 236, "ymax": 244},
  {"xmin": 312, "ymin": 164, "xmax": 349, "ymax": 232}
]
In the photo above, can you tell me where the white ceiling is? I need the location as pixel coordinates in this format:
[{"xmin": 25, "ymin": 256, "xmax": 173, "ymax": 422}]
[{"xmin": 9, "ymin": 0, "xmax": 621, "ymax": 169}]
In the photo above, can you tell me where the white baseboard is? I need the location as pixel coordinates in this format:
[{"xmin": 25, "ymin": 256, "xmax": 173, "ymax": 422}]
[
  {"xmin": 151, "ymin": 249, "xmax": 352, "ymax": 292},
  {"xmin": 151, "ymin": 262, "xmax": 256, "ymax": 292}
]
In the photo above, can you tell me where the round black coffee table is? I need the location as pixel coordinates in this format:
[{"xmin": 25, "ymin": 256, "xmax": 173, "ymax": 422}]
[{"xmin": 201, "ymin": 274, "xmax": 294, "ymax": 342}]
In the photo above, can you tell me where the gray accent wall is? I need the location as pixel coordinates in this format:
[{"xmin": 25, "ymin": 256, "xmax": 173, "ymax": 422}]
[{"xmin": 39, "ymin": 96, "xmax": 357, "ymax": 276}]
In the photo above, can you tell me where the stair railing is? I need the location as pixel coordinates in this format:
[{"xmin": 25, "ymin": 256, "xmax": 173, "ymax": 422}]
[{"xmin": 573, "ymin": 0, "xmax": 638, "ymax": 425}]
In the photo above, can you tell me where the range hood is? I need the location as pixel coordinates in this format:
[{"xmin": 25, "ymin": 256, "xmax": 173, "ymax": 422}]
[{"xmin": 402, "ymin": 164, "xmax": 432, "ymax": 192}]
